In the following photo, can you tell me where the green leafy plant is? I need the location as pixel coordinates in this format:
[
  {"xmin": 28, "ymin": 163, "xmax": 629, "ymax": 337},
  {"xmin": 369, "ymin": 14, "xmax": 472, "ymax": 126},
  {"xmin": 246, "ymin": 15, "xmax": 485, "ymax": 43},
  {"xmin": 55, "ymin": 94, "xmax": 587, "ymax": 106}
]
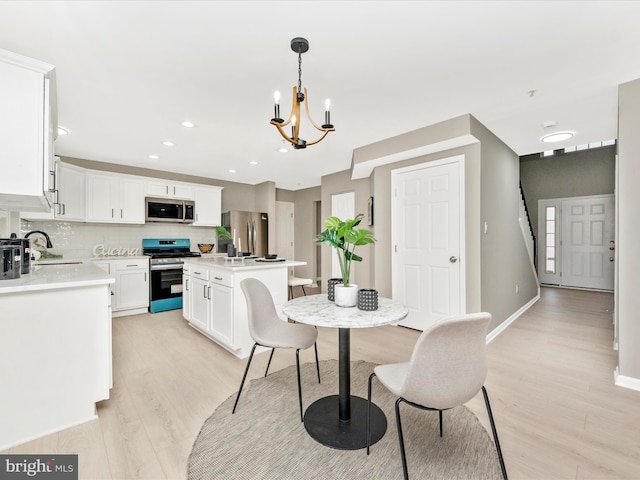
[
  {"xmin": 315, "ymin": 213, "xmax": 376, "ymax": 287},
  {"xmin": 216, "ymin": 226, "xmax": 233, "ymax": 240}
]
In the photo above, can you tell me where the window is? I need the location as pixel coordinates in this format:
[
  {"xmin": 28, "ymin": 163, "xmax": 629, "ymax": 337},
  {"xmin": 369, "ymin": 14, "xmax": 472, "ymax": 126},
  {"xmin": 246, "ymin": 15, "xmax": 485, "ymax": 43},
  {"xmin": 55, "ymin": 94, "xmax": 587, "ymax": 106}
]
[{"xmin": 545, "ymin": 206, "xmax": 556, "ymax": 274}]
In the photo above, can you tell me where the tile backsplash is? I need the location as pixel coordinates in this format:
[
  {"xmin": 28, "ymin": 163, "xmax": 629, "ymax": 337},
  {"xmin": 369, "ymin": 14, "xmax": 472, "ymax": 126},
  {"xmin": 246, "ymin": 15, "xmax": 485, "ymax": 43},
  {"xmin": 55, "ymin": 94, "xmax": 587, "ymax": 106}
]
[{"xmin": 20, "ymin": 220, "xmax": 219, "ymax": 258}]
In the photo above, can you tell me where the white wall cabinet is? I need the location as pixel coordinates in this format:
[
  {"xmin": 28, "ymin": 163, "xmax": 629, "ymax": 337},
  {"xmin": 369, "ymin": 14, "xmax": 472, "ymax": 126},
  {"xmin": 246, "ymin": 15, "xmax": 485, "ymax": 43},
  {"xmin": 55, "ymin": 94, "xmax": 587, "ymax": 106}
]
[
  {"xmin": 193, "ymin": 186, "xmax": 223, "ymax": 226},
  {"xmin": 147, "ymin": 180, "xmax": 194, "ymax": 199},
  {"xmin": 92, "ymin": 257, "xmax": 149, "ymax": 317},
  {"xmin": 86, "ymin": 172, "xmax": 145, "ymax": 224},
  {"xmin": 21, "ymin": 161, "xmax": 86, "ymax": 221},
  {"xmin": 0, "ymin": 49, "xmax": 57, "ymax": 212}
]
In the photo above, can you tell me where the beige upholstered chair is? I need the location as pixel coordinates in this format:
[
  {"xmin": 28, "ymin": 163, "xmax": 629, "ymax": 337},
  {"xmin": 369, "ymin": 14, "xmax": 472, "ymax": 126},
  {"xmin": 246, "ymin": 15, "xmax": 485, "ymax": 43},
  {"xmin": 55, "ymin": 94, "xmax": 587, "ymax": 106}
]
[
  {"xmin": 366, "ymin": 312, "xmax": 507, "ymax": 480},
  {"xmin": 287, "ymin": 275, "xmax": 314, "ymax": 299},
  {"xmin": 232, "ymin": 278, "xmax": 320, "ymax": 422}
]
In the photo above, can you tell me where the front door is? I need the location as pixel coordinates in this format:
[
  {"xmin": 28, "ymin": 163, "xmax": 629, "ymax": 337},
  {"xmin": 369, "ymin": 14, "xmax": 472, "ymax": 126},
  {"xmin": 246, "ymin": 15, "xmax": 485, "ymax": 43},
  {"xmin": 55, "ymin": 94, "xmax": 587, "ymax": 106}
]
[{"xmin": 392, "ymin": 157, "xmax": 464, "ymax": 331}]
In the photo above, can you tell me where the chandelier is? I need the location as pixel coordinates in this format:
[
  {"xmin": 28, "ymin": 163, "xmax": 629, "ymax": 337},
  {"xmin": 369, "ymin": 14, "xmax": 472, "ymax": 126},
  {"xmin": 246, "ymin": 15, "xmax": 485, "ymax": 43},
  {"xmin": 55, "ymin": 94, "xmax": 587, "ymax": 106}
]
[{"xmin": 270, "ymin": 37, "xmax": 334, "ymax": 149}]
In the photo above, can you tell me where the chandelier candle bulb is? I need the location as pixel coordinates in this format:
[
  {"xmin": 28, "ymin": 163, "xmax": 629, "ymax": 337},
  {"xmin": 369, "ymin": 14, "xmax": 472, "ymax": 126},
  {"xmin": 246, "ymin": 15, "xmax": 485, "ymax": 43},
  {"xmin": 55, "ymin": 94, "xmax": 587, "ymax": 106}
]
[
  {"xmin": 324, "ymin": 98, "xmax": 331, "ymax": 127},
  {"xmin": 273, "ymin": 91, "xmax": 282, "ymax": 122}
]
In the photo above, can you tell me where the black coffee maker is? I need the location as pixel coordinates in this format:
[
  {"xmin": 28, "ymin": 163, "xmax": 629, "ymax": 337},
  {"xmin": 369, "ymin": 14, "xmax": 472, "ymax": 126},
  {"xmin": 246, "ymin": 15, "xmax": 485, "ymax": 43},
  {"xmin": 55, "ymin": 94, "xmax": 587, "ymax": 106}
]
[{"xmin": 1, "ymin": 233, "xmax": 31, "ymax": 275}]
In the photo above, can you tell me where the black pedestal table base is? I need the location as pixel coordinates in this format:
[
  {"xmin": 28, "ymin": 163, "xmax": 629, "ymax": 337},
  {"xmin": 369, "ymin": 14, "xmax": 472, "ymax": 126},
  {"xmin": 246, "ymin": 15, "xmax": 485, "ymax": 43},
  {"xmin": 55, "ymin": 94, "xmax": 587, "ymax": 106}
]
[{"xmin": 304, "ymin": 395, "xmax": 387, "ymax": 450}]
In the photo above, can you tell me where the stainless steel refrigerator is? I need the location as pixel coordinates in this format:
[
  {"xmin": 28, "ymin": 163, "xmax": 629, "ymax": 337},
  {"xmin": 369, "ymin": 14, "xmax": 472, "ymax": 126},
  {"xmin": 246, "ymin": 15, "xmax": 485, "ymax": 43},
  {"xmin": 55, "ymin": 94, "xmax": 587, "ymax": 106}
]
[{"xmin": 218, "ymin": 211, "xmax": 268, "ymax": 257}]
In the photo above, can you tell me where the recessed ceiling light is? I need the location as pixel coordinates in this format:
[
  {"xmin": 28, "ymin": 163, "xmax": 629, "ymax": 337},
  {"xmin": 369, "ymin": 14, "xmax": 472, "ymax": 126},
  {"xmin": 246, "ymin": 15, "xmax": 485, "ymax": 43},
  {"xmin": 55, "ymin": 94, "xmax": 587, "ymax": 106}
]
[
  {"xmin": 249, "ymin": 161, "xmax": 259, "ymax": 165},
  {"xmin": 149, "ymin": 154, "xmax": 159, "ymax": 160},
  {"xmin": 162, "ymin": 141, "xmax": 175, "ymax": 147},
  {"xmin": 180, "ymin": 121, "xmax": 196, "ymax": 128},
  {"xmin": 57, "ymin": 126, "xmax": 69, "ymax": 136},
  {"xmin": 228, "ymin": 169, "xmax": 236, "ymax": 173},
  {"xmin": 278, "ymin": 147, "xmax": 289, "ymax": 153},
  {"xmin": 541, "ymin": 131, "xmax": 574, "ymax": 143}
]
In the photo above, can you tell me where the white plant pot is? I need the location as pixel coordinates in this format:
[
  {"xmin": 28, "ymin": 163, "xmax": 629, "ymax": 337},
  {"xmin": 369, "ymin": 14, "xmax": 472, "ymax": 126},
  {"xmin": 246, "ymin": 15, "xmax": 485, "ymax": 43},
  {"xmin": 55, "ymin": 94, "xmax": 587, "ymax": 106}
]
[{"xmin": 334, "ymin": 284, "xmax": 358, "ymax": 308}]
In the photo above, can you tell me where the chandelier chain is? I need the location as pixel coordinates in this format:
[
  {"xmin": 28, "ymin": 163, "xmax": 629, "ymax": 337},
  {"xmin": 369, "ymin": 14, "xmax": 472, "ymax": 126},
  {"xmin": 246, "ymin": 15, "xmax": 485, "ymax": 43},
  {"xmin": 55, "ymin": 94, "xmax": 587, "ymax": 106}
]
[{"xmin": 298, "ymin": 52, "xmax": 302, "ymax": 95}]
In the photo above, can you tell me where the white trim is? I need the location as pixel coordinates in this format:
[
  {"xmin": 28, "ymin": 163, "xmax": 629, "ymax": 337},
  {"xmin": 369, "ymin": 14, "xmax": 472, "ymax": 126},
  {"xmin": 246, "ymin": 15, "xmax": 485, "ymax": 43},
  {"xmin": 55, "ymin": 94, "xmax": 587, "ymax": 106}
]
[
  {"xmin": 614, "ymin": 367, "xmax": 640, "ymax": 392},
  {"xmin": 486, "ymin": 292, "xmax": 540, "ymax": 344},
  {"xmin": 352, "ymin": 134, "xmax": 478, "ymax": 180}
]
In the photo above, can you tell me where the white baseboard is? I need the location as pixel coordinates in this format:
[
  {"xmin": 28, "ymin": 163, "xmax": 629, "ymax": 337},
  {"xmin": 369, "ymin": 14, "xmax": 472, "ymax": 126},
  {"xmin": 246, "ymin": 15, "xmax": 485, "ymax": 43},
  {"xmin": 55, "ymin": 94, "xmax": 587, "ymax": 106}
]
[
  {"xmin": 486, "ymin": 293, "xmax": 540, "ymax": 344},
  {"xmin": 614, "ymin": 367, "xmax": 640, "ymax": 392}
]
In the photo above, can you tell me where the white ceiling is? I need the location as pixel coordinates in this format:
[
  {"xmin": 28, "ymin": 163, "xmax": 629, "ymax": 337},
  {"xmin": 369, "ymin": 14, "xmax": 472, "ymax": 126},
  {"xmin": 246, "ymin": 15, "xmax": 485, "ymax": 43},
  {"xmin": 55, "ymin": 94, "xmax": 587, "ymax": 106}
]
[{"xmin": 2, "ymin": 1, "xmax": 639, "ymax": 191}]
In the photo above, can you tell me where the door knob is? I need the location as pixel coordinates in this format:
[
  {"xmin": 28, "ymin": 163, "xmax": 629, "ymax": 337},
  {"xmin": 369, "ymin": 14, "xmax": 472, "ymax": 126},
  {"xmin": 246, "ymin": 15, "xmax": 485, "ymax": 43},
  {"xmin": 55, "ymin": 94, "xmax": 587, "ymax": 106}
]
[
  {"xmin": 610, "ymin": 257, "xmax": 615, "ymax": 262},
  {"xmin": 449, "ymin": 256, "xmax": 458, "ymax": 263}
]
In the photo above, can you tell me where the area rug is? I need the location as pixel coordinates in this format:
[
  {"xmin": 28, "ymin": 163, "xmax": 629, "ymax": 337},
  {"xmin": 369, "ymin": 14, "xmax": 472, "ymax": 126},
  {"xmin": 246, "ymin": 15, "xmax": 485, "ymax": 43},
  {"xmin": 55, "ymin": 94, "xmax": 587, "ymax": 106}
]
[{"xmin": 188, "ymin": 360, "xmax": 503, "ymax": 479}]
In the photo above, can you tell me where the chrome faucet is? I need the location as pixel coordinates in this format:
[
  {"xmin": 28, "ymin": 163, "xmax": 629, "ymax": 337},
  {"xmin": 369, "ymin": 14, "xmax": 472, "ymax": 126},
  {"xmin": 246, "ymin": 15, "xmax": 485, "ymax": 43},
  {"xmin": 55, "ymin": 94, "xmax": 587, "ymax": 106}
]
[{"xmin": 25, "ymin": 230, "xmax": 53, "ymax": 248}]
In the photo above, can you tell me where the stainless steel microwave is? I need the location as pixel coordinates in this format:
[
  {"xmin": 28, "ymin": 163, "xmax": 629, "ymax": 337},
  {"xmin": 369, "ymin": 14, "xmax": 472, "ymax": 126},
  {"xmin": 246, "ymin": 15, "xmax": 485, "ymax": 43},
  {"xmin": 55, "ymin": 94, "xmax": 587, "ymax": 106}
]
[{"xmin": 145, "ymin": 197, "xmax": 195, "ymax": 223}]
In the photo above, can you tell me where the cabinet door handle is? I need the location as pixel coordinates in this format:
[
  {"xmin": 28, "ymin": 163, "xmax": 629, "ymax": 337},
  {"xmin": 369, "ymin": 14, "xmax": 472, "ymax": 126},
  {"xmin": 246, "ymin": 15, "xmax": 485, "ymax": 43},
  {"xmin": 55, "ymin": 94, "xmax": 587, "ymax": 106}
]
[
  {"xmin": 166, "ymin": 185, "xmax": 169, "ymax": 195},
  {"xmin": 214, "ymin": 276, "xmax": 223, "ymax": 281},
  {"xmin": 48, "ymin": 170, "xmax": 57, "ymax": 192},
  {"xmin": 126, "ymin": 264, "xmax": 137, "ymax": 267},
  {"xmin": 144, "ymin": 271, "xmax": 147, "ymax": 282},
  {"xmin": 111, "ymin": 208, "xmax": 114, "ymax": 218},
  {"xmin": 121, "ymin": 208, "xmax": 123, "ymax": 218},
  {"xmin": 203, "ymin": 285, "xmax": 207, "ymax": 298},
  {"xmin": 185, "ymin": 279, "xmax": 189, "ymax": 291},
  {"xmin": 208, "ymin": 286, "xmax": 211, "ymax": 299}
]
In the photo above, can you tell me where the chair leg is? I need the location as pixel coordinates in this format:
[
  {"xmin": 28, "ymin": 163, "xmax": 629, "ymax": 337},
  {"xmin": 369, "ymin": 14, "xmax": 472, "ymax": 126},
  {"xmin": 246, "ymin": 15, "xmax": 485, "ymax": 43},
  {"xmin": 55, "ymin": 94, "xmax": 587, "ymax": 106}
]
[
  {"xmin": 482, "ymin": 386, "xmax": 508, "ymax": 480},
  {"xmin": 232, "ymin": 343, "xmax": 257, "ymax": 414},
  {"xmin": 314, "ymin": 342, "xmax": 321, "ymax": 383},
  {"xmin": 395, "ymin": 398, "xmax": 410, "ymax": 480},
  {"xmin": 264, "ymin": 347, "xmax": 275, "ymax": 377},
  {"xmin": 302, "ymin": 285, "xmax": 307, "ymax": 295},
  {"xmin": 296, "ymin": 349, "xmax": 304, "ymax": 422},
  {"xmin": 439, "ymin": 409, "xmax": 443, "ymax": 437},
  {"xmin": 366, "ymin": 372, "xmax": 376, "ymax": 455},
  {"xmin": 288, "ymin": 285, "xmax": 293, "ymax": 300}
]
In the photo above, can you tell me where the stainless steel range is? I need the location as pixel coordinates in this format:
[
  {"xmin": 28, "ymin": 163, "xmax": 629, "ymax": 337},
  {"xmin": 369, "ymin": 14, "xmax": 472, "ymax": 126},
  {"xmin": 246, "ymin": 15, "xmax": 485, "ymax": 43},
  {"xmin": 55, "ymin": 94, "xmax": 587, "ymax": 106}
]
[{"xmin": 142, "ymin": 238, "xmax": 201, "ymax": 313}]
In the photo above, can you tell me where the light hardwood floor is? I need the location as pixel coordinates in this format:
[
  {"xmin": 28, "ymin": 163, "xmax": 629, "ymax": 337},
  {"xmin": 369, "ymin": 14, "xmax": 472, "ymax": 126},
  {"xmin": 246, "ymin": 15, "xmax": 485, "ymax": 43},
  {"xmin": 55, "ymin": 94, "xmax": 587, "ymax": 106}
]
[{"xmin": 4, "ymin": 287, "xmax": 640, "ymax": 479}]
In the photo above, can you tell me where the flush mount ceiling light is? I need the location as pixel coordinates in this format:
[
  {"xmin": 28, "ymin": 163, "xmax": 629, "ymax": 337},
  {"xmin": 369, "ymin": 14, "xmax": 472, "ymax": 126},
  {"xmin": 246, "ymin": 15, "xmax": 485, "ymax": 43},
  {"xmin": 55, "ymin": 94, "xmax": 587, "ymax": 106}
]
[
  {"xmin": 57, "ymin": 126, "xmax": 69, "ymax": 136},
  {"xmin": 148, "ymin": 154, "xmax": 159, "ymax": 160},
  {"xmin": 162, "ymin": 141, "xmax": 175, "ymax": 147},
  {"xmin": 541, "ymin": 131, "xmax": 574, "ymax": 143},
  {"xmin": 271, "ymin": 37, "xmax": 334, "ymax": 150},
  {"xmin": 180, "ymin": 121, "xmax": 196, "ymax": 128}
]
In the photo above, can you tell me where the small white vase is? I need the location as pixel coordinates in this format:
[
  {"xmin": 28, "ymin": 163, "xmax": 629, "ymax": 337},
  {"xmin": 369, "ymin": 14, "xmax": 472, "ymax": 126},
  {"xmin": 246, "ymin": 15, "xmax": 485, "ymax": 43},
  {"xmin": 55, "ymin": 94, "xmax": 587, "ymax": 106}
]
[{"xmin": 334, "ymin": 284, "xmax": 358, "ymax": 308}]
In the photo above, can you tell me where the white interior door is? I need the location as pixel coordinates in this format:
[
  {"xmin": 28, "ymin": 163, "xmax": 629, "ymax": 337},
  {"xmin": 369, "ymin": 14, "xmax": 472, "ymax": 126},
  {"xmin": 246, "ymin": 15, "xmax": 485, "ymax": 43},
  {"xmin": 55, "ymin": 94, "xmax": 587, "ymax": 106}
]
[
  {"xmin": 392, "ymin": 157, "xmax": 463, "ymax": 331},
  {"xmin": 276, "ymin": 201, "xmax": 294, "ymax": 275},
  {"xmin": 561, "ymin": 195, "xmax": 615, "ymax": 290},
  {"xmin": 331, "ymin": 192, "xmax": 355, "ymax": 279}
]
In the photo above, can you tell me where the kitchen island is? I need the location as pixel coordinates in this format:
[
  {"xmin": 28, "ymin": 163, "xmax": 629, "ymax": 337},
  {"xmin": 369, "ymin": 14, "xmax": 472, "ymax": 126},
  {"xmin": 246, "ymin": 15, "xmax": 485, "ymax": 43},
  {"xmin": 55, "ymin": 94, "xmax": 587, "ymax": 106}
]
[
  {"xmin": 0, "ymin": 260, "xmax": 114, "ymax": 450},
  {"xmin": 182, "ymin": 257, "xmax": 306, "ymax": 358}
]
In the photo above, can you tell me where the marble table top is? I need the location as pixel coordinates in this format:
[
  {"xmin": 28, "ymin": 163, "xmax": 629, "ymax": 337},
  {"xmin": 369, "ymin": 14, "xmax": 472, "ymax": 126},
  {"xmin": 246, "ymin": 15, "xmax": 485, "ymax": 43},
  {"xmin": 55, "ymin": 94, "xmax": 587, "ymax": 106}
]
[{"xmin": 282, "ymin": 294, "xmax": 408, "ymax": 329}]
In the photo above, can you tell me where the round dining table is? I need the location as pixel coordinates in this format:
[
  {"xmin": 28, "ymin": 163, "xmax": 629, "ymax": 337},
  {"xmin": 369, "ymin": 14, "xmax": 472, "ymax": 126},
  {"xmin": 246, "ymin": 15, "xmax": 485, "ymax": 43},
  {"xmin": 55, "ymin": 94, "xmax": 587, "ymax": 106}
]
[{"xmin": 282, "ymin": 294, "xmax": 408, "ymax": 450}]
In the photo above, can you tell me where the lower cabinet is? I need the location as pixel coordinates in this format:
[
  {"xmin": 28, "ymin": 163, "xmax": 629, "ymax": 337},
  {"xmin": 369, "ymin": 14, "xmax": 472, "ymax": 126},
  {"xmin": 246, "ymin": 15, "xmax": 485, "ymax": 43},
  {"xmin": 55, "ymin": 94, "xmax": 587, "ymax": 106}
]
[
  {"xmin": 182, "ymin": 261, "xmax": 288, "ymax": 358},
  {"xmin": 93, "ymin": 257, "xmax": 149, "ymax": 317}
]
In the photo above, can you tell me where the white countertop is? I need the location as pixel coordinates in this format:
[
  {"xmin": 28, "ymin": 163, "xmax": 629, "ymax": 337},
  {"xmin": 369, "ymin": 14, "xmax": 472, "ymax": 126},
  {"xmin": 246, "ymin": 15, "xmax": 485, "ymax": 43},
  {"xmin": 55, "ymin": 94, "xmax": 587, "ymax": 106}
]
[
  {"xmin": 184, "ymin": 257, "xmax": 305, "ymax": 271},
  {"xmin": 0, "ymin": 259, "xmax": 114, "ymax": 294}
]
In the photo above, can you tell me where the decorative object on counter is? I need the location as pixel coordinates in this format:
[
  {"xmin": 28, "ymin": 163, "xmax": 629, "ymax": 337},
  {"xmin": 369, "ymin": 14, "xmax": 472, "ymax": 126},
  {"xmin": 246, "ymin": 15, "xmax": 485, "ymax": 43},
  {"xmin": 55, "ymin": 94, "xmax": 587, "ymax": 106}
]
[
  {"xmin": 327, "ymin": 278, "xmax": 342, "ymax": 302},
  {"xmin": 270, "ymin": 37, "xmax": 334, "ymax": 150},
  {"xmin": 92, "ymin": 244, "xmax": 141, "ymax": 257},
  {"xmin": 316, "ymin": 213, "xmax": 376, "ymax": 307},
  {"xmin": 197, "ymin": 243, "xmax": 215, "ymax": 254},
  {"xmin": 358, "ymin": 288, "xmax": 378, "ymax": 311},
  {"xmin": 216, "ymin": 226, "xmax": 235, "ymax": 257}
]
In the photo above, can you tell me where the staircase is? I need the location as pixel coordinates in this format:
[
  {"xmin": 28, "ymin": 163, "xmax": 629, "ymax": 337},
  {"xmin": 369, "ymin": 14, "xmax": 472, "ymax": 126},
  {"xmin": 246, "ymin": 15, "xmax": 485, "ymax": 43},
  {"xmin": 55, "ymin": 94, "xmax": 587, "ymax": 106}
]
[{"xmin": 518, "ymin": 182, "xmax": 536, "ymax": 268}]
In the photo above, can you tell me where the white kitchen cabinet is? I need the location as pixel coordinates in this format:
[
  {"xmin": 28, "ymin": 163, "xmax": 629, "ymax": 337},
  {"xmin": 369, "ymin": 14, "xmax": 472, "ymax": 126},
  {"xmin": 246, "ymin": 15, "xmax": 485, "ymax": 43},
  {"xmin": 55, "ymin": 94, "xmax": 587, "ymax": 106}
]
[
  {"xmin": 92, "ymin": 257, "xmax": 149, "ymax": 317},
  {"xmin": 0, "ymin": 49, "xmax": 57, "ymax": 212},
  {"xmin": 191, "ymin": 275, "xmax": 210, "ymax": 332},
  {"xmin": 193, "ymin": 186, "xmax": 223, "ymax": 227},
  {"xmin": 22, "ymin": 161, "xmax": 86, "ymax": 221},
  {"xmin": 182, "ymin": 264, "xmax": 192, "ymax": 321},
  {"xmin": 183, "ymin": 259, "xmax": 293, "ymax": 358},
  {"xmin": 147, "ymin": 180, "xmax": 194, "ymax": 199},
  {"xmin": 86, "ymin": 172, "xmax": 145, "ymax": 224},
  {"xmin": 209, "ymin": 281, "xmax": 233, "ymax": 346}
]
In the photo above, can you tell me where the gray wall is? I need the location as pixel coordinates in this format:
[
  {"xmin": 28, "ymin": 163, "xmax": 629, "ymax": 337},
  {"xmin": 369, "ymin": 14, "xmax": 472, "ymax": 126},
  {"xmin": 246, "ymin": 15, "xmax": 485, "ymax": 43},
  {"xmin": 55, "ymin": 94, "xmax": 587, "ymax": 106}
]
[
  {"xmin": 520, "ymin": 145, "xmax": 616, "ymax": 238},
  {"xmin": 471, "ymin": 117, "xmax": 539, "ymax": 330},
  {"xmin": 617, "ymin": 78, "xmax": 640, "ymax": 382}
]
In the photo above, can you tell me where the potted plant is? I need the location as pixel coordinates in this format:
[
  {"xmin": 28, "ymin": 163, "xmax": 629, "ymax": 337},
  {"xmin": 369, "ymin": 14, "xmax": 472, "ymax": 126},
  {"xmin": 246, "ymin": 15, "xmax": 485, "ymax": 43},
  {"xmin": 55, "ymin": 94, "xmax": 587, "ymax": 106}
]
[
  {"xmin": 216, "ymin": 226, "xmax": 235, "ymax": 256},
  {"xmin": 315, "ymin": 213, "xmax": 376, "ymax": 307}
]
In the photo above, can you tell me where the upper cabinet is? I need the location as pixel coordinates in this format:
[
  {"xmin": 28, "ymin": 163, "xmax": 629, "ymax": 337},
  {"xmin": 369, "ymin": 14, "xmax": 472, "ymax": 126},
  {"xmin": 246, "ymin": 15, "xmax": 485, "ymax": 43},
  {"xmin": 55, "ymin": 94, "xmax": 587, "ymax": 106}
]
[
  {"xmin": 21, "ymin": 160, "xmax": 86, "ymax": 222},
  {"xmin": 0, "ymin": 49, "xmax": 57, "ymax": 212},
  {"xmin": 193, "ymin": 186, "xmax": 223, "ymax": 227},
  {"xmin": 147, "ymin": 180, "xmax": 194, "ymax": 199},
  {"xmin": 86, "ymin": 171, "xmax": 145, "ymax": 224}
]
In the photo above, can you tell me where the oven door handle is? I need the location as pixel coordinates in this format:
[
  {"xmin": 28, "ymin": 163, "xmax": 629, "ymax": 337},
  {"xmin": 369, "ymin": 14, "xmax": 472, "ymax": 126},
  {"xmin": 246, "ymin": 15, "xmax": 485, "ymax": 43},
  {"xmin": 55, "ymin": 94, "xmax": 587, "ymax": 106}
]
[{"xmin": 150, "ymin": 263, "xmax": 184, "ymax": 271}]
